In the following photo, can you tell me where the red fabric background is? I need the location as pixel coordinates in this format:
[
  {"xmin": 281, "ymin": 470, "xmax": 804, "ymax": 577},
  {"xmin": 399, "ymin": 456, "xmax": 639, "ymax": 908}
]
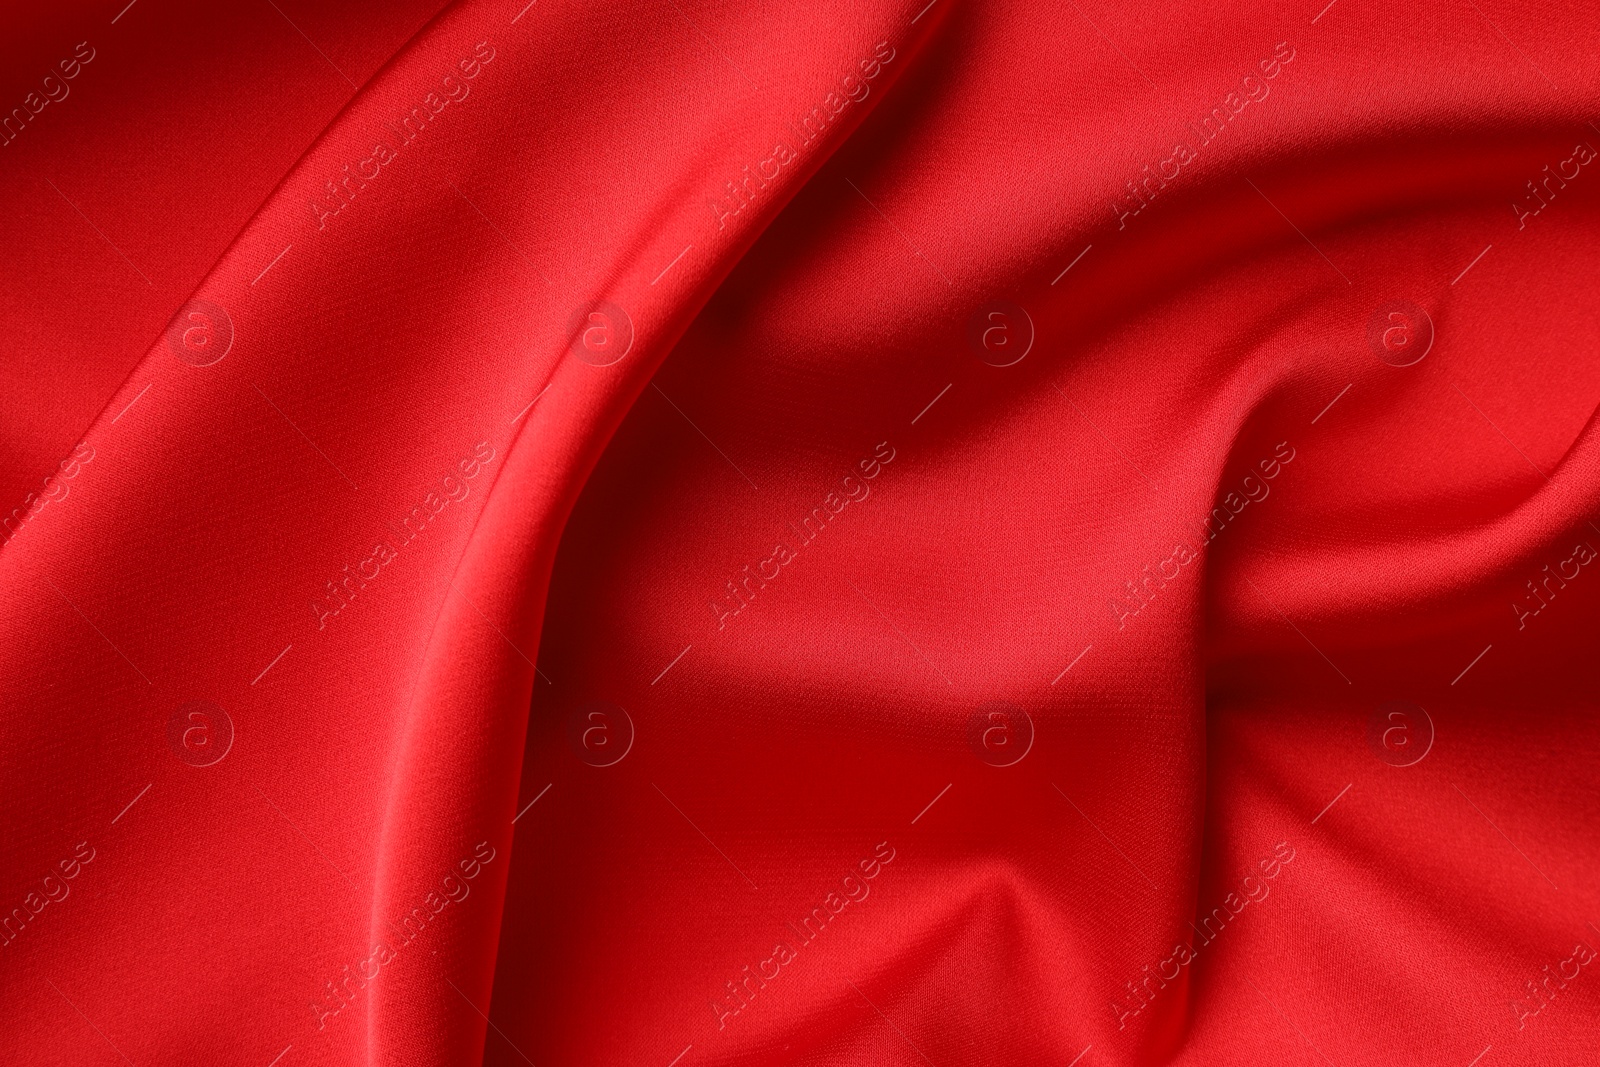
[{"xmin": 2, "ymin": 0, "xmax": 1598, "ymax": 1064}]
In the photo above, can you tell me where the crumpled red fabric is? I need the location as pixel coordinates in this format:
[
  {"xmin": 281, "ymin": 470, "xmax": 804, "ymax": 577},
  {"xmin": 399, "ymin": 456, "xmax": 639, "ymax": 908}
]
[{"xmin": 2, "ymin": 0, "xmax": 1598, "ymax": 1064}]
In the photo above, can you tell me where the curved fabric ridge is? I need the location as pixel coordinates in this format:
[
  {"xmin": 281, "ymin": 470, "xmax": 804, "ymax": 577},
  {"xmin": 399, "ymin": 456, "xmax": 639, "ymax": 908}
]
[{"xmin": 0, "ymin": 0, "xmax": 942, "ymax": 1063}]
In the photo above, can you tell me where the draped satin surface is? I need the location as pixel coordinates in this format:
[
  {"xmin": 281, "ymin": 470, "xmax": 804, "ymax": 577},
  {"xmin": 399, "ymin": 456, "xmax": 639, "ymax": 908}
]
[{"xmin": 2, "ymin": 1, "xmax": 1599, "ymax": 1065}]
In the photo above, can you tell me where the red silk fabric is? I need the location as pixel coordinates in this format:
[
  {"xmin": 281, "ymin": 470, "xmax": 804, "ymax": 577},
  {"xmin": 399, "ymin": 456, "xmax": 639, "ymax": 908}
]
[{"xmin": 3, "ymin": 1, "xmax": 1599, "ymax": 1064}]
